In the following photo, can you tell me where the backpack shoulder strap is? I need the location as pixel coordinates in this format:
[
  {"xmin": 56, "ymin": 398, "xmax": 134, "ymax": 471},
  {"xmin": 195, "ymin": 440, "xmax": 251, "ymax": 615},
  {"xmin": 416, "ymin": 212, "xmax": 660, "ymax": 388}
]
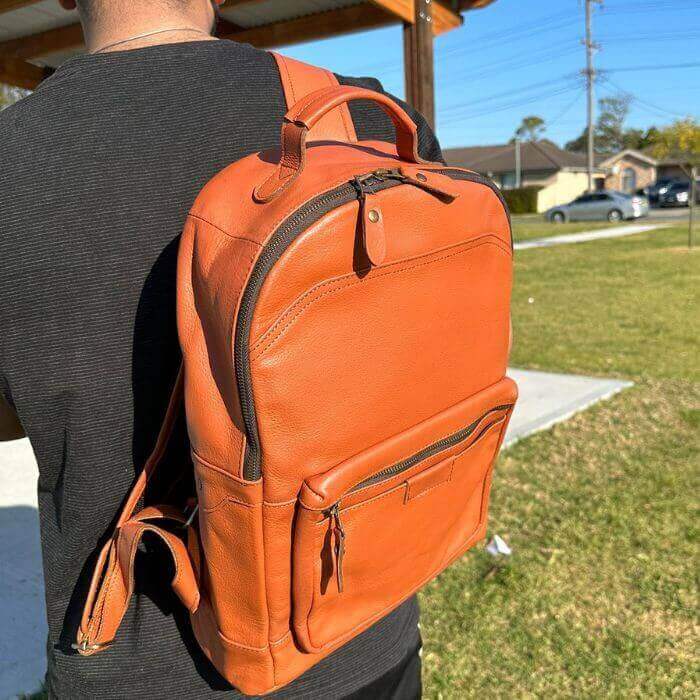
[{"xmin": 271, "ymin": 52, "xmax": 357, "ymax": 143}]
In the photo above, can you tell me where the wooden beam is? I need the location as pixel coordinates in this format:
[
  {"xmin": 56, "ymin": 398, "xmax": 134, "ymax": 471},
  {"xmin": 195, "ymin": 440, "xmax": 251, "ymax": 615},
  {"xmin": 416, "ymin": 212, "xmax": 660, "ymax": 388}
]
[
  {"xmin": 403, "ymin": 0, "xmax": 435, "ymax": 128},
  {"xmin": 0, "ymin": 0, "xmax": 467, "ymax": 65},
  {"xmin": 369, "ymin": 0, "xmax": 462, "ymax": 34},
  {"xmin": 0, "ymin": 54, "xmax": 50, "ymax": 89},
  {"xmin": 217, "ymin": 17, "xmax": 242, "ymax": 34},
  {"xmin": 368, "ymin": 0, "xmax": 415, "ymax": 24},
  {"xmin": 222, "ymin": 4, "xmax": 396, "ymax": 49},
  {"xmin": 0, "ymin": 0, "xmax": 42, "ymax": 12},
  {"xmin": 460, "ymin": 0, "xmax": 498, "ymax": 9},
  {"xmin": 0, "ymin": 22, "xmax": 83, "ymax": 59}
]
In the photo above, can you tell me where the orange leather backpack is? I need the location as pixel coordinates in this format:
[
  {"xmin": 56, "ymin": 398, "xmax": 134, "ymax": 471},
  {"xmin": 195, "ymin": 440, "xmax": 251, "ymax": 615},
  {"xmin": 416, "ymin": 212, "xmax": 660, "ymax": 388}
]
[{"xmin": 75, "ymin": 54, "xmax": 517, "ymax": 695}]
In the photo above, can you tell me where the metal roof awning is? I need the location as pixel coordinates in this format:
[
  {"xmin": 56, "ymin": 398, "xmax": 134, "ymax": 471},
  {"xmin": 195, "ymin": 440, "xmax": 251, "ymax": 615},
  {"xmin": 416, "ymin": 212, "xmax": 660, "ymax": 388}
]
[{"xmin": 0, "ymin": 0, "xmax": 497, "ymax": 125}]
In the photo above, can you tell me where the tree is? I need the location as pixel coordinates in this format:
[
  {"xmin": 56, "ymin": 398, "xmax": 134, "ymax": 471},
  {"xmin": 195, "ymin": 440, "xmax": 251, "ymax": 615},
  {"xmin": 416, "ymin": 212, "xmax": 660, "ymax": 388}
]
[
  {"xmin": 622, "ymin": 125, "xmax": 660, "ymax": 151},
  {"xmin": 650, "ymin": 118, "xmax": 700, "ymax": 248},
  {"xmin": 596, "ymin": 95, "xmax": 632, "ymax": 152},
  {"xmin": 514, "ymin": 116, "xmax": 545, "ymax": 142},
  {"xmin": 565, "ymin": 94, "xmax": 633, "ymax": 153}
]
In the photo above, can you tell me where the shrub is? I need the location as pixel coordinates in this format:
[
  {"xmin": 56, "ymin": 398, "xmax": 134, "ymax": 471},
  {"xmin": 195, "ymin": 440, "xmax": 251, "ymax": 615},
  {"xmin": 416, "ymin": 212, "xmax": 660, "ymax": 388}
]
[{"xmin": 502, "ymin": 186, "xmax": 541, "ymax": 214}]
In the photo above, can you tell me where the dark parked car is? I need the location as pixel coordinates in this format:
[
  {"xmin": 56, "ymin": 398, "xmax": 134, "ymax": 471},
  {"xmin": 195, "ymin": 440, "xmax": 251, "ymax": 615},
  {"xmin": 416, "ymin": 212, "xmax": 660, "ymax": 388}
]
[
  {"xmin": 645, "ymin": 178, "xmax": 683, "ymax": 206},
  {"xmin": 658, "ymin": 181, "xmax": 700, "ymax": 207},
  {"xmin": 545, "ymin": 190, "xmax": 649, "ymax": 223}
]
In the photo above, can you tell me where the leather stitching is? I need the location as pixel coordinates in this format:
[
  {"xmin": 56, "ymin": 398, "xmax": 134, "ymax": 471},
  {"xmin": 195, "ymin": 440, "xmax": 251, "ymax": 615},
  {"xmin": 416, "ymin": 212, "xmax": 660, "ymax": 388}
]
[
  {"xmin": 301, "ymin": 408, "xmax": 509, "ymax": 514},
  {"xmin": 302, "ymin": 482, "xmax": 326, "ymax": 504},
  {"xmin": 305, "ymin": 465, "xmax": 499, "ymax": 652},
  {"xmin": 92, "ymin": 550, "xmax": 120, "ymax": 641},
  {"xmin": 251, "ymin": 239, "xmax": 510, "ymax": 360},
  {"xmin": 405, "ymin": 461, "xmax": 454, "ymax": 503},
  {"xmin": 280, "ymin": 55, "xmax": 297, "ymax": 106},
  {"xmin": 192, "ymin": 449, "xmax": 262, "ymax": 487},
  {"xmin": 187, "ymin": 213, "xmax": 263, "ymax": 246},
  {"xmin": 270, "ymin": 631, "xmax": 292, "ymax": 648},
  {"xmin": 252, "ymin": 237, "xmax": 495, "ymax": 351},
  {"xmin": 202, "ymin": 496, "xmax": 259, "ymax": 513}
]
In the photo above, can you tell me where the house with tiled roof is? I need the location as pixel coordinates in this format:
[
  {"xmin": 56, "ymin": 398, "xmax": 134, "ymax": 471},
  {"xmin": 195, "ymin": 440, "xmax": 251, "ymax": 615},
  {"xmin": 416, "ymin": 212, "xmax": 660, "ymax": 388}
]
[{"xmin": 443, "ymin": 140, "xmax": 607, "ymax": 212}]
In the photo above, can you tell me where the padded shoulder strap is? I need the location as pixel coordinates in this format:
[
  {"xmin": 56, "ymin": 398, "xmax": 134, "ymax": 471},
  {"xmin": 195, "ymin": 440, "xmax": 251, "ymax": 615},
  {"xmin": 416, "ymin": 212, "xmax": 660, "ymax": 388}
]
[{"xmin": 272, "ymin": 52, "xmax": 357, "ymax": 143}]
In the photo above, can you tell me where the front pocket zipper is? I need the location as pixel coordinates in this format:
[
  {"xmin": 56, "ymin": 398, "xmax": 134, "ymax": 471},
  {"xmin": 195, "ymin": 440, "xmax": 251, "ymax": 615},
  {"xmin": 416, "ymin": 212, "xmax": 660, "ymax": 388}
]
[
  {"xmin": 322, "ymin": 404, "xmax": 512, "ymax": 592},
  {"xmin": 325, "ymin": 503, "xmax": 346, "ymax": 593}
]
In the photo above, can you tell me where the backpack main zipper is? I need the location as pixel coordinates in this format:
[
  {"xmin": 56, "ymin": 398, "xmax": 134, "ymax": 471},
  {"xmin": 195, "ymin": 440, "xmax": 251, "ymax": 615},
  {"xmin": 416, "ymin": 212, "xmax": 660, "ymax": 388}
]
[{"xmin": 234, "ymin": 168, "xmax": 510, "ymax": 481}]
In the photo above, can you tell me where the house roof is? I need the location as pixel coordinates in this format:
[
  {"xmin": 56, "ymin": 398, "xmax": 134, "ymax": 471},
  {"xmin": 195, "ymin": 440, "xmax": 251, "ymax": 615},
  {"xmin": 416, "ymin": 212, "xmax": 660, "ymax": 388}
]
[
  {"xmin": 443, "ymin": 140, "xmax": 606, "ymax": 174},
  {"xmin": 598, "ymin": 149, "xmax": 658, "ymax": 167}
]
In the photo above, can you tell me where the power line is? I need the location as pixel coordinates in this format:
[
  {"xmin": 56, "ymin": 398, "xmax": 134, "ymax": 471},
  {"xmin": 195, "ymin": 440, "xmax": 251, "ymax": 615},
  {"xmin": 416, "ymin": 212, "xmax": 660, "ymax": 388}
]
[
  {"xmin": 440, "ymin": 84, "xmax": 583, "ymax": 125},
  {"xmin": 548, "ymin": 89, "xmax": 587, "ymax": 127},
  {"xmin": 440, "ymin": 74, "xmax": 581, "ymax": 115},
  {"xmin": 603, "ymin": 62, "xmax": 700, "ymax": 73},
  {"xmin": 599, "ymin": 76, "xmax": 694, "ymax": 119},
  {"xmin": 440, "ymin": 43, "xmax": 580, "ymax": 87}
]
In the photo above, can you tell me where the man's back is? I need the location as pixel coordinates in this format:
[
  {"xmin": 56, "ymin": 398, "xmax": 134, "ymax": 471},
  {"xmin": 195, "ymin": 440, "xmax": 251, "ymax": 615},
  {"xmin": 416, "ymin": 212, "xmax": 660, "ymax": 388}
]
[{"xmin": 0, "ymin": 40, "xmax": 440, "ymax": 698}]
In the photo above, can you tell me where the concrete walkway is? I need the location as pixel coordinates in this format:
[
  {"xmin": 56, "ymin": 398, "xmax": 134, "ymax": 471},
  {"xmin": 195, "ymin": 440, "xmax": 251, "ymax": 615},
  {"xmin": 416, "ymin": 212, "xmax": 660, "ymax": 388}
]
[
  {"xmin": 514, "ymin": 222, "xmax": 667, "ymax": 251},
  {"xmin": 505, "ymin": 369, "xmax": 631, "ymax": 445},
  {"xmin": 0, "ymin": 368, "xmax": 631, "ymax": 699}
]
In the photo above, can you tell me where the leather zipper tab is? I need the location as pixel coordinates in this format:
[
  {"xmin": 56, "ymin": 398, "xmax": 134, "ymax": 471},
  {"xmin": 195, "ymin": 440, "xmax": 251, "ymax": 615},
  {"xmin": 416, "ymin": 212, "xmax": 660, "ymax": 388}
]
[
  {"xmin": 329, "ymin": 503, "xmax": 346, "ymax": 593},
  {"xmin": 399, "ymin": 167, "xmax": 460, "ymax": 202},
  {"xmin": 360, "ymin": 192, "xmax": 386, "ymax": 266},
  {"xmin": 354, "ymin": 174, "xmax": 387, "ymax": 266}
]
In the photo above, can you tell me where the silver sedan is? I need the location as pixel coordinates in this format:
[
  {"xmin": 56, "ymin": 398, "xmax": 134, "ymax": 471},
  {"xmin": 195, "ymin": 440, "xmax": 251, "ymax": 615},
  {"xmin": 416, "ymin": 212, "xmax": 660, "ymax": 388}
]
[{"xmin": 546, "ymin": 191, "xmax": 649, "ymax": 223}]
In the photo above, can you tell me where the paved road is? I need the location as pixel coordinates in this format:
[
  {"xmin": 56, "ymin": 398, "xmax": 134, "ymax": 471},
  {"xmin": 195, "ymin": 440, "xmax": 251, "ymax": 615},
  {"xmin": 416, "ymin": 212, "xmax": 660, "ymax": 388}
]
[{"xmin": 648, "ymin": 206, "xmax": 690, "ymax": 220}]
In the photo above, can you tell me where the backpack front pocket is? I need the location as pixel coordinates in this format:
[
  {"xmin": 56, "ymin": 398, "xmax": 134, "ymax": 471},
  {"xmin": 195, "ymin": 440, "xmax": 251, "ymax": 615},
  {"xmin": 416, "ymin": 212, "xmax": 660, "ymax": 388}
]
[{"xmin": 292, "ymin": 377, "xmax": 517, "ymax": 653}]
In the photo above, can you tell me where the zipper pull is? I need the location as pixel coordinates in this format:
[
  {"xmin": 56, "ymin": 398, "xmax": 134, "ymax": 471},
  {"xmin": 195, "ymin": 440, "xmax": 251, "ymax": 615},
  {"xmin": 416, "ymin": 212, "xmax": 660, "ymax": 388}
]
[
  {"xmin": 360, "ymin": 192, "xmax": 386, "ymax": 266},
  {"xmin": 354, "ymin": 175, "xmax": 386, "ymax": 266},
  {"xmin": 329, "ymin": 503, "xmax": 346, "ymax": 593}
]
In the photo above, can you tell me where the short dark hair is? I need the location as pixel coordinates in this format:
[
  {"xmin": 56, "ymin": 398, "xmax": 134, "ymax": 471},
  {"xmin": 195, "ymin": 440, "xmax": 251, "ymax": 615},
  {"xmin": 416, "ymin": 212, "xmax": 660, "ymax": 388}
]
[{"xmin": 77, "ymin": 0, "xmax": 191, "ymax": 16}]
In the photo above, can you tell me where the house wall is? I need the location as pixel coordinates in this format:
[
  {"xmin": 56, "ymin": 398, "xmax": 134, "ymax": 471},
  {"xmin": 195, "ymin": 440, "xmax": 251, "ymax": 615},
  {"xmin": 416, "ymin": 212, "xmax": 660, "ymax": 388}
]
[
  {"xmin": 488, "ymin": 169, "xmax": 556, "ymax": 188},
  {"xmin": 604, "ymin": 155, "xmax": 656, "ymax": 192},
  {"xmin": 535, "ymin": 171, "xmax": 598, "ymax": 212}
]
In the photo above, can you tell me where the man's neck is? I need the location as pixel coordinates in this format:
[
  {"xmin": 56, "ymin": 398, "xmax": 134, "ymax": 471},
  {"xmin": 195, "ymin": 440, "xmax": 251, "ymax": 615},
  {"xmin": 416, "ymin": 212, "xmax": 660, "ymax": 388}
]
[{"xmin": 83, "ymin": 7, "xmax": 216, "ymax": 54}]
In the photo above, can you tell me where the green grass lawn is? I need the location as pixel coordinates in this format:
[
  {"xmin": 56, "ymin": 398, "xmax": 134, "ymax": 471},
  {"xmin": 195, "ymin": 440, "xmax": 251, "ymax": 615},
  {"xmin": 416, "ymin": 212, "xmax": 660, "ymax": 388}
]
[
  {"xmin": 511, "ymin": 215, "xmax": 618, "ymax": 243},
  {"xmin": 421, "ymin": 225, "xmax": 699, "ymax": 697},
  {"xmin": 24, "ymin": 228, "xmax": 697, "ymax": 700}
]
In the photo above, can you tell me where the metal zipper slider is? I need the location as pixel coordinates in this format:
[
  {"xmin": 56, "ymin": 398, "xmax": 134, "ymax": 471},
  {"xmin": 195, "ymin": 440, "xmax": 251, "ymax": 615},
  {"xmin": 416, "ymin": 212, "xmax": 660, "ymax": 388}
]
[
  {"xmin": 329, "ymin": 503, "xmax": 346, "ymax": 593},
  {"xmin": 372, "ymin": 168, "xmax": 405, "ymax": 181}
]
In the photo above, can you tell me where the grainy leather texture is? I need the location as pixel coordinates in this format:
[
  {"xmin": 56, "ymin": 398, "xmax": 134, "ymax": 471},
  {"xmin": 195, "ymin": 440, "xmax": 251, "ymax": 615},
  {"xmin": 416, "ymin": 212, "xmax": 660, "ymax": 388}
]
[{"xmin": 76, "ymin": 55, "xmax": 516, "ymax": 695}]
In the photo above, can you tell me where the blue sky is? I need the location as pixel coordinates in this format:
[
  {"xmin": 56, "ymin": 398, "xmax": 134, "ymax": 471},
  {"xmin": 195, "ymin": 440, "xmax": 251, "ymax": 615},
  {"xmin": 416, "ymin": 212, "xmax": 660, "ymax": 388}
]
[{"xmin": 280, "ymin": 0, "xmax": 700, "ymax": 149}]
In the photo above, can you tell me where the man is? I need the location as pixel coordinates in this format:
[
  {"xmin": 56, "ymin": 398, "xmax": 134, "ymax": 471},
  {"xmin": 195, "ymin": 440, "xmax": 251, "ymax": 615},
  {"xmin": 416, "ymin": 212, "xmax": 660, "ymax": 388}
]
[{"xmin": 0, "ymin": 1, "xmax": 442, "ymax": 697}]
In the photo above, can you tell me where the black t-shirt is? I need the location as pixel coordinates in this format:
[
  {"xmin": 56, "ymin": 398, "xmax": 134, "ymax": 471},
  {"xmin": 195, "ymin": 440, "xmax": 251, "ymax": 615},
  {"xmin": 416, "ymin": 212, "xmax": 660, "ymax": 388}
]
[{"xmin": 0, "ymin": 40, "xmax": 442, "ymax": 699}]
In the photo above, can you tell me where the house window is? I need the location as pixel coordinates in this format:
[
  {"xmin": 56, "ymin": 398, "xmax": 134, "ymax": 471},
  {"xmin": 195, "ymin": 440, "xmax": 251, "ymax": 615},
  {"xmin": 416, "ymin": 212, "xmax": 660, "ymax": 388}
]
[
  {"xmin": 622, "ymin": 167, "xmax": 637, "ymax": 193},
  {"xmin": 501, "ymin": 172, "xmax": 516, "ymax": 189}
]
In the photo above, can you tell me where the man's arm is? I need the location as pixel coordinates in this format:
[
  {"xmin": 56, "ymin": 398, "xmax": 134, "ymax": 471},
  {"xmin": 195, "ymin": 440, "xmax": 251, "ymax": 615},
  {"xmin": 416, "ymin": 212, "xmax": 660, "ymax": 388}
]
[{"xmin": 0, "ymin": 392, "xmax": 25, "ymax": 441}]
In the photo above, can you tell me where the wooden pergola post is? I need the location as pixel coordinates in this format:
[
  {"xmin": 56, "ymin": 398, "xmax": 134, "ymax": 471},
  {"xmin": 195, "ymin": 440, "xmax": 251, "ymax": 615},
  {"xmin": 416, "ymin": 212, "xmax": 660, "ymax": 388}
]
[{"xmin": 403, "ymin": 0, "xmax": 435, "ymax": 129}]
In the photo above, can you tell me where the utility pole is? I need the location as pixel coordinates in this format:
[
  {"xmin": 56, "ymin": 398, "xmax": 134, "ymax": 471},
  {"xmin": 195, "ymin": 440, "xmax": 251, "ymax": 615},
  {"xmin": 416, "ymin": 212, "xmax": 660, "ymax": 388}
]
[
  {"xmin": 689, "ymin": 166, "xmax": 696, "ymax": 249},
  {"xmin": 584, "ymin": 0, "xmax": 602, "ymax": 192},
  {"xmin": 514, "ymin": 138, "xmax": 522, "ymax": 189}
]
